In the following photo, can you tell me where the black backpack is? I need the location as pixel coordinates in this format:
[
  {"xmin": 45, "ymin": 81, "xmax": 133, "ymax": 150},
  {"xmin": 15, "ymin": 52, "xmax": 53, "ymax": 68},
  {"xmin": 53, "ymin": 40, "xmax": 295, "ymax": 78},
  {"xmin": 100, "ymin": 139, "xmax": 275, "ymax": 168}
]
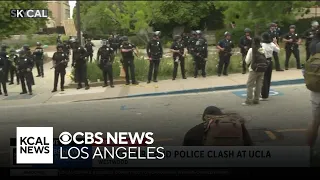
[{"xmin": 251, "ymin": 49, "xmax": 268, "ymax": 72}]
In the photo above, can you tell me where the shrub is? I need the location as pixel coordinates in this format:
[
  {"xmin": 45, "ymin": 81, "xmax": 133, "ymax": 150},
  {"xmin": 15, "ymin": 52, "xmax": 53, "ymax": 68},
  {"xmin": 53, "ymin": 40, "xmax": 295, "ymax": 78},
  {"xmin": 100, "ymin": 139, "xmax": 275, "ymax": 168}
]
[
  {"xmin": 70, "ymin": 45, "xmax": 306, "ymax": 82},
  {"xmin": 70, "ymin": 57, "xmax": 121, "ymax": 83}
]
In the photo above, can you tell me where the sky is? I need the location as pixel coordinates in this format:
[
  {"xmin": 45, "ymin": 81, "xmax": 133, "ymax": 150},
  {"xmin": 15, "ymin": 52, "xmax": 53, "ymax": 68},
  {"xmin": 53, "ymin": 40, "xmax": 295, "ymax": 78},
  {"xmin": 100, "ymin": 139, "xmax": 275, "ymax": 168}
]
[{"xmin": 69, "ymin": 1, "xmax": 76, "ymax": 18}]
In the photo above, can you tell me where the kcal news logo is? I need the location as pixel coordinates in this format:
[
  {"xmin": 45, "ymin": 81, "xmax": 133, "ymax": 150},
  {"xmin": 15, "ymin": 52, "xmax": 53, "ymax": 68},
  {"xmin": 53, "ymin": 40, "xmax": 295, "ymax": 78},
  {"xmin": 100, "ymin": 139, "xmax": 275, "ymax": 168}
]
[
  {"xmin": 16, "ymin": 127, "xmax": 53, "ymax": 164},
  {"xmin": 10, "ymin": 9, "xmax": 48, "ymax": 18}
]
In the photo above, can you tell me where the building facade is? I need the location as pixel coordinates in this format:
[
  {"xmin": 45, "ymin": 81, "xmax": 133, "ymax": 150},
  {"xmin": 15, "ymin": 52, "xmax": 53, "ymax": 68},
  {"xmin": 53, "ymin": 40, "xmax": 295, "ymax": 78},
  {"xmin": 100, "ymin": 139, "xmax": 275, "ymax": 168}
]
[{"xmin": 46, "ymin": 1, "xmax": 70, "ymax": 27}]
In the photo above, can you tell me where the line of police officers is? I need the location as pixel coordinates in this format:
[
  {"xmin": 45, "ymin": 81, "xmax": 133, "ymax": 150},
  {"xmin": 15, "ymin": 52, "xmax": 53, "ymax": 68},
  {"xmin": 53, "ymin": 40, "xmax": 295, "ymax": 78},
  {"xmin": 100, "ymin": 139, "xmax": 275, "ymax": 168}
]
[
  {"xmin": 0, "ymin": 43, "xmax": 46, "ymax": 96},
  {"xmin": 3, "ymin": 21, "xmax": 317, "ymax": 96},
  {"xmin": 46, "ymin": 20, "xmax": 320, "ymax": 93}
]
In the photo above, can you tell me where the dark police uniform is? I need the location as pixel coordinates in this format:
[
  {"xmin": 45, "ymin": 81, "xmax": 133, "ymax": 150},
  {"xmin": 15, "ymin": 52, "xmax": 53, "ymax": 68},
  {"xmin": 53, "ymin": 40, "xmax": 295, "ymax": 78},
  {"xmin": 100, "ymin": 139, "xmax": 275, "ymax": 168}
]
[
  {"xmin": 146, "ymin": 38, "xmax": 163, "ymax": 83},
  {"xmin": 283, "ymin": 30, "xmax": 301, "ymax": 69},
  {"xmin": 97, "ymin": 43, "xmax": 115, "ymax": 87},
  {"xmin": 238, "ymin": 33, "xmax": 252, "ymax": 74},
  {"xmin": 187, "ymin": 33, "xmax": 197, "ymax": 54},
  {"xmin": 63, "ymin": 40, "xmax": 71, "ymax": 56},
  {"xmin": 33, "ymin": 46, "xmax": 44, "ymax": 77},
  {"xmin": 8, "ymin": 50, "xmax": 20, "ymax": 85},
  {"xmin": 52, "ymin": 45, "xmax": 69, "ymax": 92},
  {"xmin": 192, "ymin": 38, "xmax": 208, "ymax": 78},
  {"xmin": 217, "ymin": 38, "xmax": 234, "ymax": 76},
  {"xmin": 56, "ymin": 35, "xmax": 62, "ymax": 45},
  {"xmin": 120, "ymin": 39, "xmax": 138, "ymax": 85},
  {"xmin": 17, "ymin": 50, "xmax": 34, "ymax": 95},
  {"xmin": 0, "ymin": 54, "xmax": 8, "ymax": 96},
  {"xmin": 112, "ymin": 36, "xmax": 119, "ymax": 54},
  {"xmin": 170, "ymin": 36, "xmax": 187, "ymax": 80},
  {"xmin": 0, "ymin": 46, "xmax": 9, "ymax": 82},
  {"xmin": 268, "ymin": 28, "xmax": 283, "ymax": 71},
  {"xmin": 84, "ymin": 41, "xmax": 95, "ymax": 63},
  {"xmin": 72, "ymin": 43, "xmax": 90, "ymax": 90},
  {"xmin": 181, "ymin": 33, "xmax": 190, "ymax": 48},
  {"xmin": 303, "ymin": 28, "xmax": 317, "ymax": 61}
]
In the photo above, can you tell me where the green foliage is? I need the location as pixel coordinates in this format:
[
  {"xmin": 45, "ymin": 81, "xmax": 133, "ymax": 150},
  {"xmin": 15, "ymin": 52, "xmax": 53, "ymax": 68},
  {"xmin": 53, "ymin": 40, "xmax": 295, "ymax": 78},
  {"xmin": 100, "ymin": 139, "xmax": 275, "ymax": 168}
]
[
  {"xmin": 70, "ymin": 45, "xmax": 306, "ymax": 82},
  {"xmin": 0, "ymin": 1, "xmax": 48, "ymax": 40},
  {"xmin": 4, "ymin": 34, "xmax": 68, "ymax": 50},
  {"xmin": 70, "ymin": 58, "xmax": 121, "ymax": 82},
  {"xmin": 152, "ymin": 1, "xmax": 215, "ymax": 28},
  {"xmin": 214, "ymin": 1, "xmax": 316, "ymax": 35}
]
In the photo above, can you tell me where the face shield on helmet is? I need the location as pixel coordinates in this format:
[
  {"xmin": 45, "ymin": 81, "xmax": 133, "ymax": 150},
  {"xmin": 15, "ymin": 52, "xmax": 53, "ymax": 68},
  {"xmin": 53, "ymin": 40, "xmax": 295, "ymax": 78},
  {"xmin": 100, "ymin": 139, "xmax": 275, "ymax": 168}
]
[{"xmin": 312, "ymin": 21, "xmax": 319, "ymax": 29}]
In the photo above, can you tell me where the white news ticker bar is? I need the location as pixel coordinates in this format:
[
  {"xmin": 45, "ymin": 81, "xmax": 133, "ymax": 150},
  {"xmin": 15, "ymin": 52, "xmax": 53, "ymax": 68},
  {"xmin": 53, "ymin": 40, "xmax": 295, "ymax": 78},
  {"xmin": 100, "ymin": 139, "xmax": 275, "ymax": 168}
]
[{"xmin": 91, "ymin": 146, "xmax": 310, "ymax": 167}]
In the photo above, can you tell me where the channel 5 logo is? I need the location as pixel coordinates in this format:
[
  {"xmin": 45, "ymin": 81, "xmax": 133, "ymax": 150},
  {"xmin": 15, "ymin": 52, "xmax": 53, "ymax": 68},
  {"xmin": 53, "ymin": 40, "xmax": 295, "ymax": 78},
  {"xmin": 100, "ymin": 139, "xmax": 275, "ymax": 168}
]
[{"xmin": 59, "ymin": 132, "xmax": 104, "ymax": 145}]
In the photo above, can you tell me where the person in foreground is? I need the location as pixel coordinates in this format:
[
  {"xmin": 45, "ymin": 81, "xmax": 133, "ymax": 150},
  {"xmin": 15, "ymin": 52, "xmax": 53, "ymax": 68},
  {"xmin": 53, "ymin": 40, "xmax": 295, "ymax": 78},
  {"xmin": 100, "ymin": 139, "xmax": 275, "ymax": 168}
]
[
  {"xmin": 305, "ymin": 28, "xmax": 320, "ymax": 154},
  {"xmin": 260, "ymin": 33, "xmax": 280, "ymax": 101},
  {"xmin": 182, "ymin": 106, "xmax": 253, "ymax": 146},
  {"xmin": 242, "ymin": 37, "xmax": 269, "ymax": 106}
]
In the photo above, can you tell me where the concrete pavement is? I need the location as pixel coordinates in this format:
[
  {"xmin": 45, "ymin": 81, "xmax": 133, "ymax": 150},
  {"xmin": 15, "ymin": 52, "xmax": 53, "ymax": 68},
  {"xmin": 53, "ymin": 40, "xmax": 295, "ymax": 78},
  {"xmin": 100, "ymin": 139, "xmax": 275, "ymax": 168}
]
[
  {"xmin": 0, "ymin": 66, "xmax": 304, "ymax": 106},
  {"xmin": 0, "ymin": 84, "xmax": 318, "ymax": 166},
  {"xmin": 0, "ymin": 40, "xmax": 304, "ymax": 106}
]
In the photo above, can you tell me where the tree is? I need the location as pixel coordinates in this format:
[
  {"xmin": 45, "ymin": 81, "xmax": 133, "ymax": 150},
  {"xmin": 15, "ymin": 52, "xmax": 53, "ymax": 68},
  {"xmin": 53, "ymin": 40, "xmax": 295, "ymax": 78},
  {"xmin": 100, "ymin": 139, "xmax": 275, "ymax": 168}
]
[
  {"xmin": 152, "ymin": 1, "xmax": 214, "ymax": 29},
  {"xmin": 81, "ymin": 3, "xmax": 119, "ymax": 36},
  {"xmin": 0, "ymin": 1, "xmax": 48, "ymax": 40},
  {"xmin": 214, "ymin": 1, "xmax": 316, "ymax": 35},
  {"xmin": 104, "ymin": 1, "xmax": 157, "ymax": 43}
]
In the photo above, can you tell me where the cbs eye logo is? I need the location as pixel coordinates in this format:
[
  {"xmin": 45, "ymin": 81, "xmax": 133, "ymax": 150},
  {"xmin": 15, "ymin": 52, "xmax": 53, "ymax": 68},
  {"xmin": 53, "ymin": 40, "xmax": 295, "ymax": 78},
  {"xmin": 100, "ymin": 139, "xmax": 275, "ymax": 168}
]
[{"xmin": 59, "ymin": 132, "xmax": 72, "ymax": 145}]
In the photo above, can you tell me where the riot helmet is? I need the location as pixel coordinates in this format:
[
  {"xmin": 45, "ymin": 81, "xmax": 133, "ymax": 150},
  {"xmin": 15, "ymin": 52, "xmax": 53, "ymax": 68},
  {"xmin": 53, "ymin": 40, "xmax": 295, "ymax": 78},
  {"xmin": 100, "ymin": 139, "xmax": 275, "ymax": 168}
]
[
  {"xmin": 121, "ymin": 36, "xmax": 128, "ymax": 42},
  {"xmin": 23, "ymin": 44, "xmax": 30, "ymax": 51},
  {"xmin": 224, "ymin": 31, "xmax": 231, "ymax": 39},
  {"xmin": 244, "ymin": 28, "xmax": 251, "ymax": 33},
  {"xmin": 196, "ymin": 30, "xmax": 202, "ymax": 35},
  {"xmin": 289, "ymin": 25, "xmax": 296, "ymax": 32},
  {"xmin": 311, "ymin": 21, "xmax": 319, "ymax": 29},
  {"xmin": 36, "ymin": 42, "xmax": 41, "ymax": 46},
  {"xmin": 56, "ymin": 44, "xmax": 63, "ymax": 51}
]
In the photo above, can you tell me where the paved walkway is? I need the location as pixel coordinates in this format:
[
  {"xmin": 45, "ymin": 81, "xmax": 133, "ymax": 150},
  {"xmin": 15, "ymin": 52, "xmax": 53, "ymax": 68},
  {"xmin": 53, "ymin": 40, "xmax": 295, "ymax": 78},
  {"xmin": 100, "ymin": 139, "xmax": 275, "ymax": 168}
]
[
  {"xmin": 0, "ymin": 64, "xmax": 304, "ymax": 106},
  {"xmin": 0, "ymin": 40, "xmax": 305, "ymax": 107}
]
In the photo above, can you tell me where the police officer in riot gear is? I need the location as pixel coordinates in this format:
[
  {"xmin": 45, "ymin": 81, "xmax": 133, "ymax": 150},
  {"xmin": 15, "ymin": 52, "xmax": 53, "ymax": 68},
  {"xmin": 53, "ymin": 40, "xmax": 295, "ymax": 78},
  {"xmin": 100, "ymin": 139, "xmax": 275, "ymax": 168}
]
[
  {"xmin": 303, "ymin": 21, "xmax": 319, "ymax": 61},
  {"xmin": 97, "ymin": 39, "xmax": 115, "ymax": 88},
  {"xmin": 62, "ymin": 40, "xmax": 71, "ymax": 57},
  {"xmin": 57, "ymin": 34, "xmax": 62, "ymax": 44},
  {"xmin": 0, "ymin": 50, "xmax": 8, "ymax": 96},
  {"xmin": 23, "ymin": 44, "xmax": 33, "ymax": 58},
  {"xmin": 181, "ymin": 32, "xmax": 190, "ymax": 48},
  {"xmin": 239, "ymin": 28, "xmax": 252, "ymax": 74},
  {"xmin": 283, "ymin": 25, "xmax": 302, "ymax": 70},
  {"xmin": 192, "ymin": 38, "xmax": 208, "ymax": 78},
  {"xmin": 0, "ymin": 44, "xmax": 9, "ymax": 82},
  {"xmin": 170, "ymin": 35, "xmax": 187, "ymax": 80},
  {"xmin": 120, "ymin": 36, "xmax": 139, "ymax": 85},
  {"xmin": 33, "ymin": 42, "xmax": 44, "ymax": 77},
  {"xmin": 146, "ymin": 31, "xmax": 163, "ymax": 83},
  {"xmin": 71, "ymin": 40, "xmax": 90, "ymax": 90},
  {"xmin": 217, "ymin": 32, "xmax": 234, "ymax": 76},
  {"xmin": 188, "ymin": 31, "xmax": 197, "ymax": 54},
  {"xmin": 22, "ymin": 44, "xmax": 35, "ymax": 85},
  {"xmin": 268, "ymin": 23, "xmax": 284, "ymax": 71},
  {"xmin": 17, "ymin": 50, "xmax": 34, "ymax": 95},
  {"xmin": 8, "ymin": 49, "xmax": 19, "ymax": 85},
  {"xmin": 52, "ymin": 44, "xmax": 69, "ymax": 92},
  {"xmin": 84, "ymin": 38, "xmax": 95, "ymax": 63}
]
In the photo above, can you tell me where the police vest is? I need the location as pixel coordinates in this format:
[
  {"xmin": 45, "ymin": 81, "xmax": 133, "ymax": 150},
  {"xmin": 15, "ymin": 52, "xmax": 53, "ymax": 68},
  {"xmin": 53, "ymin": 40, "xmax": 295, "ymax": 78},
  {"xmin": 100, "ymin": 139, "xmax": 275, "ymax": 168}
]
[
  {"xmin": 99, "ymin": 47, "xmax": 113, "ymax": 60},
  {"xmin": 149, "ymin": 40, "xmax": 162, "ymax": 56},
  {"xmin": 121, "ymin": 44, "xmax": 134, "ymax": 58}
]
